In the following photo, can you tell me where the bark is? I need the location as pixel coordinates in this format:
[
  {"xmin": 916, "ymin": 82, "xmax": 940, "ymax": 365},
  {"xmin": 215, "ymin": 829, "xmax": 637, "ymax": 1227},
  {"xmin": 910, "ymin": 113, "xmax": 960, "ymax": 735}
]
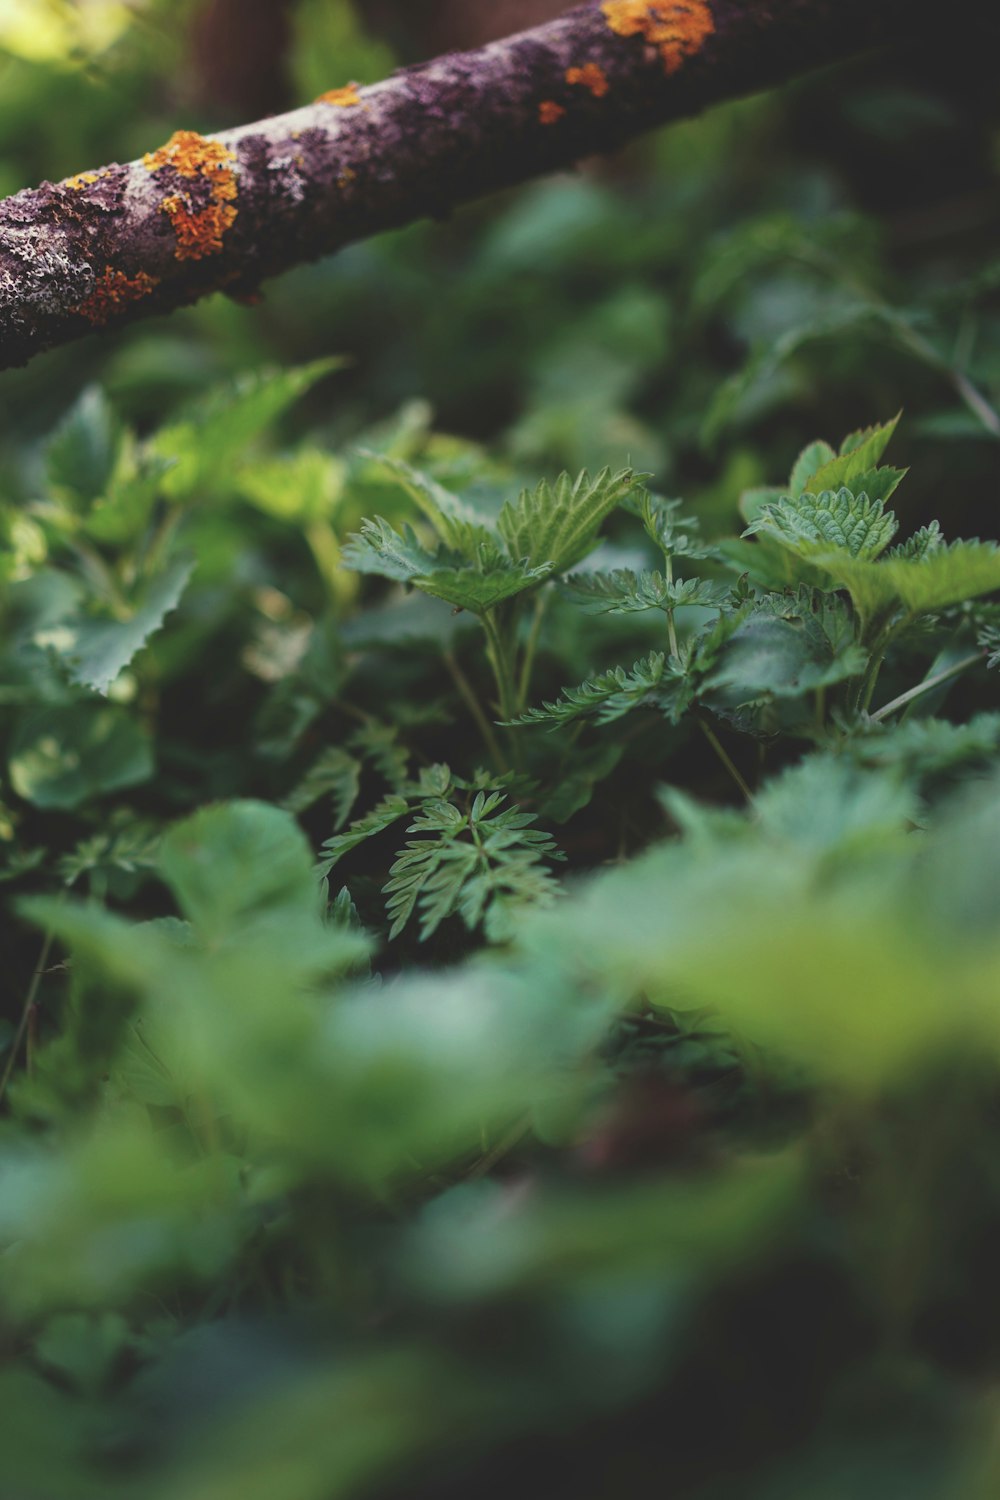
[{"xmin": 0, "ymin": 0, "xmax": 960, "ymax": 370}]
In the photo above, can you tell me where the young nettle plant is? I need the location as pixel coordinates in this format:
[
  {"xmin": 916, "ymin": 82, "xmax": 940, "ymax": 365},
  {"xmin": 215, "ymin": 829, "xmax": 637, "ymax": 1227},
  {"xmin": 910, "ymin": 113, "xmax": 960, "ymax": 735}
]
[
  {"xmin": 513, "ymin": 416, "xmax": 1000, "ymax": 764},
  {"xmin": 343, "ymin": 457, "xmax": 644, "ymax": 739}
]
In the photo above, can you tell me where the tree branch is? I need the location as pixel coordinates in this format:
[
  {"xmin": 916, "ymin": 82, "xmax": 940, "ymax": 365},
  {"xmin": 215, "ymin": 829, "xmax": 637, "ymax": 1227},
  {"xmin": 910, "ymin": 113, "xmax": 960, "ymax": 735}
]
[{"xmin": 0, "ymin": 0, "xmax": 950, "ymax": 370}]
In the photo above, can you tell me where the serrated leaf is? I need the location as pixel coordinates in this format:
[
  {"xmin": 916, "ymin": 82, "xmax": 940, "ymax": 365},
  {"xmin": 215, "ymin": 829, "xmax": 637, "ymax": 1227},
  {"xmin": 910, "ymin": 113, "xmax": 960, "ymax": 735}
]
[
  {"xmin": 342, "ymin": 517, "xmax": 444, "ymax": 583},
  {"xmin": 512, "ymin": 651, "xmax": 671, "ymax": 729},
  {"xmin": 705, "ymin": 614, "xmax": 866, "ymax": 703},
  {"xmin": 788, "ymin": 440, "xmax": 835, "ymax": 499},
  {"xmin": 564, "ymin": 569, "xmax": 730, "ymax": 614},
  {"xmin": 745, "ymin": 487, "xmax": 898, "ymax": 561},
  {"xmin": 45, "ymin": 386, "xmax": 124, "ymax": 508},
  {"xmin": 282, "ymin": 748, "xmax": 362, "ymax": 826},
  {"xmin": 415, "ymin": 555, "xmax": 553, "ymax": 614},
  {"xmin": 316, "ymin": 794, "xmax": 412, "ymax": 878},
  {"xmin": 153, "ymin": 358, "xmax": 344, "ymax": 503},
  {"xmin": 37, "ymin": 556, "xmax": 193, "ymax": 696},
  {"xmin": 823, "ymin": 540, "xmax": 1000, "ymax": 620},
  {"xmin": 360, "ymin": 454, "xmax": 488, "ymax": 550},
  {"xmin": 498, "ymin": 467, "xmax": 640, "ymax": 574},
  {"xmin": 800, "ymin": 413, "xmax": 901, "ymax": 494}
]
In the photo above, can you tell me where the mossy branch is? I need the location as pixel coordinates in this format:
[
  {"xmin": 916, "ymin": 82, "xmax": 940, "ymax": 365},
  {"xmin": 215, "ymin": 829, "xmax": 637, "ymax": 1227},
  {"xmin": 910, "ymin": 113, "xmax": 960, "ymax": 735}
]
[{"xmin": 0, "ymin": 0, "xmax": 956, "ymax": 369}]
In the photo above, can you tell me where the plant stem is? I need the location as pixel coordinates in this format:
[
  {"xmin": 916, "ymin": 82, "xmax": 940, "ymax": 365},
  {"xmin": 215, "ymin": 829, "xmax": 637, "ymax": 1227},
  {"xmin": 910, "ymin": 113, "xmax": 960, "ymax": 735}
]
[
  {"xmin": 698, "ymin": 718, "xmax": 755, "ymax": 804},
  {"xmin": 481, "ymin": 611, "xmax": 518, "ymax": 725},
  {"xmin": 0, "ymin": 927, "xmax": 55, "ymax": 1107},
  {"xmin": 517, "ymin": 591, "xmax": 549, "ymax": 712},
  {"xmin": 443, "ymin": 649, "xmax": 506, "ymax": 772},
  {"xmin": 664, "ymin": 555, "xmax": 679, "ymax": 660},
  {"xmin": 870, "ymin": 650, "xmax": 983, "ymax": 723}
]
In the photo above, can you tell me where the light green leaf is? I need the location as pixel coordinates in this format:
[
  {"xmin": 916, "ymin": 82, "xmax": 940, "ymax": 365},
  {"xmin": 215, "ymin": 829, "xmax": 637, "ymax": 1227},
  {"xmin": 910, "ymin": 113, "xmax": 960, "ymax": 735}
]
[
  {"xmin": 360, "ymin": 454, "xmax": 488, "ymax": 550},
  {"xmin": 823, "ymin": 540, "xmax": 1000, "ymax": 620},
  {"xmin": 9, "ymin": 705, "xmax": 153, "ymax": 810},
  {"xmin": 798, "ymin": 413, "xmax": 902, "ymax": 493},
  {"xmin": 788, "ymin": 440, "xmax": 835, "ymax": 498},
  {"xmin": 38, "ymin": 556, "xmax": 194, "ymax": 696},
  {"xmin": 498, "ymin": 467, "xmax": 640, "ymax": 574},
  {"xmin": 153, "ymin": 358, "xmax": 344, "ymax": 503},
  {"xmin": 237, "ymin": 448, "xmax": 346, "ymax": 524}
]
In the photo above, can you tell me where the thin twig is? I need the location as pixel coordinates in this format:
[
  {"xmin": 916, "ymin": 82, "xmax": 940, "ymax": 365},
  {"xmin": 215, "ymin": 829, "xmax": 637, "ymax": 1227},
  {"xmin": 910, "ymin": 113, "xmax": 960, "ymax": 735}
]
[
  {"xmin": 870, "ymin": 650, "xmax": 984, "ymax": 723},
  {"xmin": 698, "ymin": 717, "xmax": 755, "ymax": 804},
  {"xmin": 443, "ymin": 649, "xmax": 507, "ymax": 771}
]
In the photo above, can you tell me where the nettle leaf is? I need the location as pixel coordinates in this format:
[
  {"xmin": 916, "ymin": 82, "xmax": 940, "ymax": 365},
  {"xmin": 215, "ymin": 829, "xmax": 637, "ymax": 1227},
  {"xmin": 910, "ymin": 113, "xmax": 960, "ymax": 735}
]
[
  {"xmin": 36, "ymin": 556, "xmax": 194, "ymax": 696},
  {"xmin": 342, "ymin": 517, "xmax": 445, "ymax": 583},
  {"xmin": 512, "ymin": 651, "xmax": 671, "ymax": 728},
  {"xmin": 384, "ymin": 790, "xmax": 562, "ymax": 941},
  {"xmin": 746, "ymin": 487, "xmax": 898, "ymax": 561},
  {"xmin": 317, "ymin": 794, "xmax": 412, "ymax": 878},
  {"xmin": 564, "ymin": 569, "xmax": 730, "ymax": 614},
  {"xmin": 154, "ymin": 358, "xmax": 343, "ymax": 503},
  {"xmin": 797, "ymin": 413, "xmax": 902, "ymax": 494},
  {"xmin": 498, "ymin": 467, "xmax": 640, "ymax": 574},
  {"xmin": 824, "ymin": 540, "xmax": 1000, "ymax": 620},
  {"xmin": 45, "ymin": 386, "xmax": 124, "ymax": 508},
  {"xmin": 788, "ymin": 440, "xmax": 835, "ymax": 499},
  {"xmin": 705, "ymin": 612, "xmax": 866, "ymax": 705},
  {"xmin": 361, "ymin": 454, "xmax": 489, "ymax": 550},
  {"xmin": 416, "ymin": 552, "xmax": 553, "ymax": 613},
  {"xmin": 237, "ymin": 448, "xmax": 345, "ymax": 525},
  {"xmin": 638, "ymin": 494, "xmax": 718, "ymax": 562},
  {"xmin": 9, "ymin": 705, "xmax": 153, "ymax": 811}
]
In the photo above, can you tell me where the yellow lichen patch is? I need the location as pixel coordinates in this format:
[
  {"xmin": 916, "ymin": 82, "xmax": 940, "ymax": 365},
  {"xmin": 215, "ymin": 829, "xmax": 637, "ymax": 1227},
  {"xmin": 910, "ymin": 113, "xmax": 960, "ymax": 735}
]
[
  {"xmin": 159, "ymin": 194, "xmax": 237, "ymax": 261},
  {"xmin": 601, "ymin": 0, "xmax": 714, "ymax": 75},
  {"xmin": 539, "ymin": 100, "xmax": 566, "ymax": 125},
  {"xmin": 143, "ymin": 128, "xmax": 235, "ymax": 180},
  {"xmin": 65, "ymin": 170, "xmax": 101, "ymax": 190},
  {"xmin": 316, "ymin": 84, "xmax": 361, "ymax": 107},
  {"xmin": 143, "ymin": 128, "xmax": 239, "ymax": 262},
  {"xmin": 566, "ymin": 63, "xmax": 610, "ymax": 98},
  {"xmin": 76, "ymin": 268, "xmax": 159, "ymax": 326}
]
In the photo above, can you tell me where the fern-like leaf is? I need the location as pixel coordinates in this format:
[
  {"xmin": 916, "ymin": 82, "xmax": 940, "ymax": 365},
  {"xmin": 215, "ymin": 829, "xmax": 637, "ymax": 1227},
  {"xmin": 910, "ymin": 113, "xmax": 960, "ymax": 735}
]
[
  {"xmin": 565, "ymin": 570, "xmax": 730, "ymax": 614},
  {"xmin": 511, "ymin": 651, "xmax": 671, "ymax": 729}
]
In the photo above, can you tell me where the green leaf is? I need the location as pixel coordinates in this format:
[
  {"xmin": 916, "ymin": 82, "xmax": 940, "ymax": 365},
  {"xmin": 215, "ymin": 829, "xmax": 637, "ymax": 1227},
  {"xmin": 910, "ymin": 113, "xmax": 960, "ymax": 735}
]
[
  {"xmin": 565, "ymin": 569, "xmax": 730, "ymax": 614},
  {"xmin": 317, "ymin": 794, "xmax": 412, "ymax": 878},
  {"xmin": 797, "ymin": 413, "xmax": 902, "ymax": 493},
  {"xmin": 37, "ymin": 556, "xmax": 194, "ymax": 695},
  {"xmin": 282, "ymin": 748, "xmax": 362, "ymax": 825},
  {"xmin": 9, "ymin": 705, "xmax": 153, "ymax": 810},
  {"xmin": 415, "ymin": 554, "xmax": 553, "ymax": 613},
  {"xmin": 512, "ymin": 652, "xmax": 671, "ymax": 728},
  {"xmin": 45, "ymin": 386, "xmax": 124, "ymax": 508},
  {"xmin": 788, "ymin": 440, "xmax": 835, "ymax": 498},
  {"xmin": 159, "ymin": 800, "xmax": 319, "ymax": 942},
  {"xmin": 360, "ymin": 454, "xmax": 488, "ymax": 550},
  {"xmin": 153, "ymin": 358, "xmax": 344, "ymax": 503},
  {"xmin": 823, "ymin": 540, "xmax": 1000, "ymax": 620},
  {"xmin": 705, "ymin": 612, "xmax": 867, "ymax": 704},
  {"xmin": 342, "ymin": 517, "xmax": 443, "ymax": 583},
  {"xmin": 237, "ymin": 448, "xmax": 345, "ymax": 524},
  {"xmin": 498, "ymin": 467, "xmax": 640, "ymax": 574},
  {"xmin": 384, "ymin": 791, "xmax": 562, "ymax": 941},
  {"xmin": 745, "ymin": 487, "xmax": 898, "ymax": 561}
]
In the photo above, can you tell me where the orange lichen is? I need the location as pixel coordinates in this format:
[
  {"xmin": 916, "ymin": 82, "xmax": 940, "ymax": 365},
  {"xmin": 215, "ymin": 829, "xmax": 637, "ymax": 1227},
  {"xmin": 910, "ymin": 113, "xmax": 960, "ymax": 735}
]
[
  {"xmin": 566, "ymin": 63, "xmax": 610, "ymax": 98},
  {"xmin": 601, "ymin": 0, "xmax": 714, "ymax": 75},
  {"xmin": 143, "ymin": 128, "xmax": 238, "ymax": 262},
  {"xmin": 76, "ymin": 268, "xmax": 159, "ymax": 325},
  {"xmin": 66, "ymin": 169, "xmax": 101, "ymax": 190},
  {"xmin": 539, "ymin": 100, "xmax": 566, "ymax": 125},
  {"xmin": 316, "ymin": 83, "xmax": 361, "ymax": 107}
]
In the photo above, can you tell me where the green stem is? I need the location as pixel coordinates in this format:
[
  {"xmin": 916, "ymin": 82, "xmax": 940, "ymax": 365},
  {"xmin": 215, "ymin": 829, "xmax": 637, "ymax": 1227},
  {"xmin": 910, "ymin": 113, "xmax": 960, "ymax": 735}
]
[
  {"xmin": 481, "ymin": 610, "xmax": 519, "ymax": 725},
  {"xmin": 0, "ymin": 926, "xmax": 56, "ymax": 1107},
  {"xmin": 698, "ymin": 718, "xmax": 754, "ymax": 805},
  {"xmin": 870, "ymin": 650, "xmax": 984, "ymax": 724},
  {"xmin": 443, "ymin": 649, "xmax": 506, "ymax": 772},
  {"xmin": 516, "ymin": 591, "xmax": 549, "ymax": 712},
  {"xmin": 664, "ymin": 554, "xmax": 679, "ymax": 659}
]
